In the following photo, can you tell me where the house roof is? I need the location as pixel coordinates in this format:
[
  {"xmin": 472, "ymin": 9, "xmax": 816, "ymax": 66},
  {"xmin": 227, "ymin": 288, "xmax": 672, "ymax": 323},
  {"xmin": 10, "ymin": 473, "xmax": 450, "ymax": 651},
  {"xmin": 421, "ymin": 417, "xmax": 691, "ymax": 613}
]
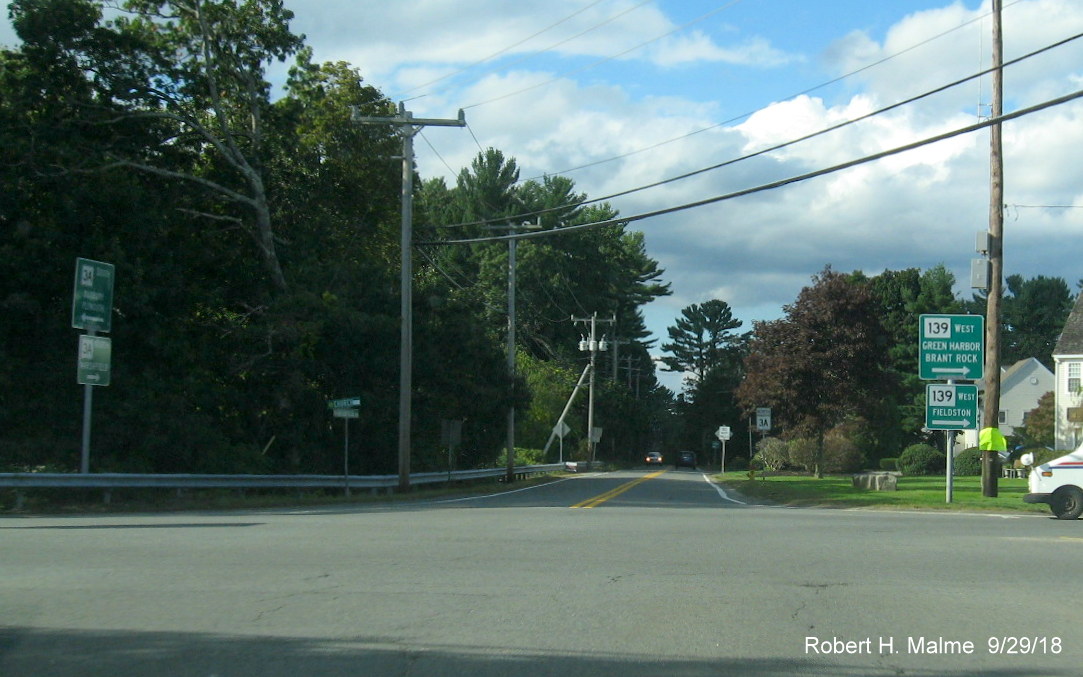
[
  {"xmin": 1054, "ymin": 293, "xmax": 1083, "ymax": 356},
  {"xmin": 999, "ymin": 357, "xmax": 1053, "ymax": 391}
]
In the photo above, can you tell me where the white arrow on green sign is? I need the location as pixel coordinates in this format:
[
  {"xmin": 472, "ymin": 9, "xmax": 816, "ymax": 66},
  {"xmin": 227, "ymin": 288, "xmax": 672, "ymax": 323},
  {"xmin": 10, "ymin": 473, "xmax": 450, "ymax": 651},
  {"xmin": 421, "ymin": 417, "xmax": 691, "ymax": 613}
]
[
  {"xmin": 918, "ymin": 314, "xmax": 984, "ymax": 380},
  {"xmin": 77, "ymin": 335, "xmax": 111, "ymax": 386},
  {"xmin": 925, "ymin": 384, "xmax": 978, "ymax": 430}
]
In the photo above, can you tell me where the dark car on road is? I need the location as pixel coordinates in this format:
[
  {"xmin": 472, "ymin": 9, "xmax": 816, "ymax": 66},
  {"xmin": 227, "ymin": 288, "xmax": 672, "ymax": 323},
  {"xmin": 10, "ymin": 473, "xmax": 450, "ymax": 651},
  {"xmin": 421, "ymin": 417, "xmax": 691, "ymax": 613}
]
[
  {"xmin": 645, "ymin": 451, "xmax": 664, "ymax": 466},
  {"xmin": 674, "ymin": 450, "xmax": 697, "ymax": 469}
]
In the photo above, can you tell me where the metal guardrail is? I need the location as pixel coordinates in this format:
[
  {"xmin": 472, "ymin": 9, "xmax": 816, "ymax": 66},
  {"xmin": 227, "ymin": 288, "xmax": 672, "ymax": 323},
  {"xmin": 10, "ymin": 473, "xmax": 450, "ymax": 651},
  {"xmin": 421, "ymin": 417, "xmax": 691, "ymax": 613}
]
[{"xmin": 0, "ymin": 464, "xmax": 566, "ymax": 491}]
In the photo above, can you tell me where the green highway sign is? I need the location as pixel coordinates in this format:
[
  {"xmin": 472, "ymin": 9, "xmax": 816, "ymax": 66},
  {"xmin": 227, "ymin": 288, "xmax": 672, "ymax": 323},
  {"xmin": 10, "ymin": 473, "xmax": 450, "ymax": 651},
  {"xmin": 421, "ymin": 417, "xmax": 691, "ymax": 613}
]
[
  {"xmin": 72, "ymin": 258, "xmax": 115, "ymax": 332},
  {"xmin": 925, "ymin": 384, "xmax": 978, "ymax": 430},
  {"xmin": 918, "ymin": 314, "xmax": 984, "ymax": 380},
  {"xmin": 77, "ymin": 335, "xmax": 112, "ymax": 386}
]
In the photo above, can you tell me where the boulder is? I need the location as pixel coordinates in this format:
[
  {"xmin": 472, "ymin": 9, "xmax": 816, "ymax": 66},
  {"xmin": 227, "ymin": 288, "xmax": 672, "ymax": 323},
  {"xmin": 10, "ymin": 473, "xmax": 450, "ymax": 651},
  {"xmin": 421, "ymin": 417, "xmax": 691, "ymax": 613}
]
[{"xmin": 852, "ymin": 471, "xmax": 899, "ymax": 491}]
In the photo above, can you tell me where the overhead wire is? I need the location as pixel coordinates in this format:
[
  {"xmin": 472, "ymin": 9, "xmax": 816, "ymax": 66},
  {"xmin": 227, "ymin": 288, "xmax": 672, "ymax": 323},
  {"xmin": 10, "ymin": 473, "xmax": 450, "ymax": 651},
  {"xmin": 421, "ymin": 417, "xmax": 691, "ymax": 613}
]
[
  {"xmin": 462, "ymin": 0, "xmax": 747, "ymax": 110},
  {"xmin": 417, "ymin": 86, "xmax": 1083, "ymax": 246},
  {"xmin": 391, "ymin": 0, "xmax": 613, "ymax": 101},
  {"xmin": 432, "ymin": 28, "xmax": 1083, "ymax": 231},
  {"xmin": 421, "ymin": 0, "xmax": 977, "ymax": 205},
  {"xmin": 519, "ymin": 0, "xmax": 1005, "ymax": 184}
]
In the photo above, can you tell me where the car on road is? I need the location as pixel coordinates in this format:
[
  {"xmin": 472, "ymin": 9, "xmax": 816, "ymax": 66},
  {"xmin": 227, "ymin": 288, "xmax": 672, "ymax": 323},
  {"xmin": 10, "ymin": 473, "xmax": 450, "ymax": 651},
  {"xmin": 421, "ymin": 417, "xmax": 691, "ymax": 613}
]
[
  {"xmin": 674, "ymin": 450, "xmax": 697, "ymax": 469},
  {"xmin": 645, "ymin": 451, "xmax": 663, "ymax": 466}
]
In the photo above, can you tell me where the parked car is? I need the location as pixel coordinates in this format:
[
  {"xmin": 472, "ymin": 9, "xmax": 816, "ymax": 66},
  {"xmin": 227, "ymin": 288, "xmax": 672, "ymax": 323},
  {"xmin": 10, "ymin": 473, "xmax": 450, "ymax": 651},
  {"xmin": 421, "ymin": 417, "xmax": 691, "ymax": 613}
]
[
  {"xmin": 645, "ymin": 451, "xmax": 664, "ymax": 466},
  {"xmin": 674, "ymin": 450, "xmax": 697, "ymax": 469}
]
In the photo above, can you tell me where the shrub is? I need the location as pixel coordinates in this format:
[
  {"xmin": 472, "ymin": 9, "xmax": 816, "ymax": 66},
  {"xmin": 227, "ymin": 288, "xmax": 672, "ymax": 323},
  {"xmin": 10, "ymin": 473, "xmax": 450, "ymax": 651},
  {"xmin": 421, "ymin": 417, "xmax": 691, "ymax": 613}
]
[
  {"xmin": 898, "ymin": 444, "xmax": 946, "ymax": 476},
  {"xmin": 754, "ymin": 437, "xmax": 789, "ymax": 471},
  {"xmin": 952, "ymin": 447, "xmax": 983, "ymax": 476},
  {"xmin": 725, "ymin": 456, "xmax": 748, "ymax": 471},
  {"xmin": 879, "ymin": 457, "xmax": 898, "ymax": 471},
  {"xmin": 787, "ymin": 438, "xmax": 817, "ymax": 472},
  {"xmin": 823, "ymin": 429, "xmax": 866, "ymax": 473}
]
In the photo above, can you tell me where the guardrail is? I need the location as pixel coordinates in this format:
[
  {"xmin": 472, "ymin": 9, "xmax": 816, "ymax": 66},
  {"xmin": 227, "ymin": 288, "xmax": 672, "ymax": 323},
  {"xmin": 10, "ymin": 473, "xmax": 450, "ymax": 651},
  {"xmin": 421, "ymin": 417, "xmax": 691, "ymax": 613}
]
[{"xmin": 0, "ymin": 464, "xmax": 566, "ymax": 492}]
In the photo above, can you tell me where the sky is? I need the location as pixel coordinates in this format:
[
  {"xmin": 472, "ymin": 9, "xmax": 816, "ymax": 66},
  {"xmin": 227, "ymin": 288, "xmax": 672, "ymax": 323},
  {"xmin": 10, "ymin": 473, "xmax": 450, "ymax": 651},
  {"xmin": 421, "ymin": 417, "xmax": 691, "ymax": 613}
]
[{"xmin": 4, "ymin": 0, "xmax": 1083, "ymax": 392}]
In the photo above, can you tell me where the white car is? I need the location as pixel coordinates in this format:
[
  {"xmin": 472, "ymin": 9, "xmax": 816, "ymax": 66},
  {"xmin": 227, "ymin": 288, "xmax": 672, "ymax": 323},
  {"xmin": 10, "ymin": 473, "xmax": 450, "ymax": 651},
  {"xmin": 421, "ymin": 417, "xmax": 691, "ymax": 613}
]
[{"xmin": 1022, "ymin": 443, "xmax": 1083, "ymax": 520}]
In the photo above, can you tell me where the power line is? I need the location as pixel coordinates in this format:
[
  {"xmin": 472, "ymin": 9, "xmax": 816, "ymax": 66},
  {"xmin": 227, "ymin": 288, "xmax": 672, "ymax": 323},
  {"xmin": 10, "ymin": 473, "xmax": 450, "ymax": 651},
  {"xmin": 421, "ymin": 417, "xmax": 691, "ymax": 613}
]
[
  {"xmin": 509, "ymin": 0, "xmax": 1019, "ymax": 183},
  {"xmin": 391, "ymin": 0, "xmax": 612, "ymax": 101},
  {"xmin": 462, "ymin": 0, "xmax": 746, "ymax": 109},
  {"xmin": 434, "ymin": 29, "xmax": 1083, "ymax": 231},
  {"xmin": 419, "ymin": 86, "xmax": 1083, "ymax": 246}
]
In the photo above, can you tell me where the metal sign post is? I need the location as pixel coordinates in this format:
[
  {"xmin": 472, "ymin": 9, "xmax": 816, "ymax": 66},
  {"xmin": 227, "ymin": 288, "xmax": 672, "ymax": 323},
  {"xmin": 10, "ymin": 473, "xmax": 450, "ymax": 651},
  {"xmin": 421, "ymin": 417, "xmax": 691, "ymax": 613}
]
[
  {"xmin": 73, "ymin": 258, "xmax": 115, "ymax": 474},
  {"xmin": 329, "ymin": 398, "xmax": 361, "ymax": 496},
  {"xmin": 716, "ymin": 425, "xmax": 732, "ymax": 472}
]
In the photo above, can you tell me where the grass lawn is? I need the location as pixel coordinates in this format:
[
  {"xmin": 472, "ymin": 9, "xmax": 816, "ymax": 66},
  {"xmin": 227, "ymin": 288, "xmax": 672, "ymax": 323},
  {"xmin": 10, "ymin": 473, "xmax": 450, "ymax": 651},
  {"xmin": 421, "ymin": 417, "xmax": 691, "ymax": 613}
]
[{"xmin": 714, "ymin": 472, "xmax": 1052, "ymax": 515}]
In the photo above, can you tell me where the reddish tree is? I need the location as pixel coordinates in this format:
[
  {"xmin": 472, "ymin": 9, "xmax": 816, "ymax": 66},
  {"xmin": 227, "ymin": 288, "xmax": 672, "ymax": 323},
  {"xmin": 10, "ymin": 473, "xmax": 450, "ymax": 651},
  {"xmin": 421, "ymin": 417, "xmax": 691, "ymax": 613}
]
[{"xmin": 737, "ymin": 267, "xmax": 887, "ymax": 476}]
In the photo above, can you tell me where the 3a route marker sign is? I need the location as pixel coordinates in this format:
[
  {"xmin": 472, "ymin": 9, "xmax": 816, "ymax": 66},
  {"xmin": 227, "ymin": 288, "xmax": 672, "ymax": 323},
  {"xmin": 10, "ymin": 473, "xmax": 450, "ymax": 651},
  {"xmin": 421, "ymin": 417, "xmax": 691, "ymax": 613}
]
[
  {"xmin": 755, "ymin": 408, "xmax": 771, "ymax": 432},
  {"xmin": 918, "ymin": 314, "xmax": 984, "ymax": 380},
  {"xmin": 925, "ymin": 384, "xmax": 978, "ymax": 430}
]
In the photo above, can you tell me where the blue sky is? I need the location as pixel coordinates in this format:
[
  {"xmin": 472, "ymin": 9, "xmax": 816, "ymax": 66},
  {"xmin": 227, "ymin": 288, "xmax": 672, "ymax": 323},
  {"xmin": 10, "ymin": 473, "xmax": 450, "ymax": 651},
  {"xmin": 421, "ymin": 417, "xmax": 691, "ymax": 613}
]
[{"xmin": 5, "ymin": 1, "xmax": 1083, "ymax": 392}]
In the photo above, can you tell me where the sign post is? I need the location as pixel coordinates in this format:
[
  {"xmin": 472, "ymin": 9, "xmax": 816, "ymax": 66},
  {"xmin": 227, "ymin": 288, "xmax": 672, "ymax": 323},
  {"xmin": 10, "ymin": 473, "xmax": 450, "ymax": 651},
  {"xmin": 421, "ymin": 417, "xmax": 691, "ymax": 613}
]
[
  {"xmin": 919, "ymin": 316, "xmax": 982, "ymax": 503},
  {"xmin": 329, "ymin": 398, "xmax": 361, "ymax": 496},
  {"xmin": 73, "ymin": 258, "xmax": 115, "ymax": 474},
  {"xmin": 755, "ymin": 408, "xmax": 771, "ymax": 433},
  {"xmin": 715, "ymin": 425, "xmax": 732, "ymax": 472}
]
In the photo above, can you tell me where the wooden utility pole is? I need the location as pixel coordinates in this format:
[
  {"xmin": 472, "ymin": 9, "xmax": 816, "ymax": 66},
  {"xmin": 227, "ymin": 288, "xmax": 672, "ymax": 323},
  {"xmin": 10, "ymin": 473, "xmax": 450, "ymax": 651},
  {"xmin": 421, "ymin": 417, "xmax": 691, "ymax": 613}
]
[
  {"xmin": 982, "ymin": 0, "xmax": 1004, "ymax": 498},
  {"xmin": 352, "ymin": 103, "xmax": 465, "ymax": 491}
]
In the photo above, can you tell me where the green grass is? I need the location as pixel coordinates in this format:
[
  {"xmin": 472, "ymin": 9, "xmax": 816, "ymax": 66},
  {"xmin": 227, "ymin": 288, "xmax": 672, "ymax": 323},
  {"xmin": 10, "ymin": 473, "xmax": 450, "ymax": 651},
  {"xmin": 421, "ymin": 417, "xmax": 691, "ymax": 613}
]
[{"xmin": 714, "ymin": 472, "xmax": 1051, "ymax": 515}]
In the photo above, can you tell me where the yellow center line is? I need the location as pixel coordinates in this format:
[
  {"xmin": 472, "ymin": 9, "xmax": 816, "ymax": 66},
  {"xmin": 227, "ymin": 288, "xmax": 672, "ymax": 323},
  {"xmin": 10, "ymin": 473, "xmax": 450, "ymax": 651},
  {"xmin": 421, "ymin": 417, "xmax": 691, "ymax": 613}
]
[{"xmin": 571, "ymin": 470, "xmax": 667, "ymax": 509}]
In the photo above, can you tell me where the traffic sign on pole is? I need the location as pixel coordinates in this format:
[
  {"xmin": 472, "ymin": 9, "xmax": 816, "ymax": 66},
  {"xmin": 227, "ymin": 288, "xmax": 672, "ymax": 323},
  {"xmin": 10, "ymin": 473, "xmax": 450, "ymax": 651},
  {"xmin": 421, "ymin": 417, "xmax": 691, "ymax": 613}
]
[
  {"xmin": 77, "ymin": 335, "xmax": 111, "ymax": 386},
  {"xmin": 72, "ymin": 258, "xmax": 115, "ymax": 332},
  {"xmin": 918, "ymin": 314, "xmax": 984, "ymax": 380},
  {"xmin": 925, "ymin": 384, "xmax": 978, "ymax": 430},
  {"xmin": 755, "ymin": 408, "xmax": 771, "ymax": 432}
]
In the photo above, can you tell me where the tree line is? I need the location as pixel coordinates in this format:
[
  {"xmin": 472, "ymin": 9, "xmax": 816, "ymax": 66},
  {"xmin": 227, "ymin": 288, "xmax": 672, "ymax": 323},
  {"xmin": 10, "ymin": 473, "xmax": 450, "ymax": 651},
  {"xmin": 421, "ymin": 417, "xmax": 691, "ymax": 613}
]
[
  {"xmin": 0, "ymin": 0, "xmax": 671, "ymax": 475},
  {"xmin": 663, "ymin": 267, "xmax": 1078, "ymax": 472},
  {"xmin": 3, "ymin": 1, "xmax": 1077, "ymax": 478}
]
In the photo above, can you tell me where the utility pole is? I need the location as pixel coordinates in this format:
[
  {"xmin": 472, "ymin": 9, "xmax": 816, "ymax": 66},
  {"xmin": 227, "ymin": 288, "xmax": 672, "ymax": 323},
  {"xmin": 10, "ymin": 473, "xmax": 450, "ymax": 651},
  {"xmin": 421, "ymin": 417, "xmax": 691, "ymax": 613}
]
[
  {"xmin": 982, "ymin": 0, "xmax": 1003, "ymax": 498},
  {"xmin": 492, "ymin": 221, "xmax": 540, "ymax": 483},
  {"xmin": 573, "ymin": 313, "xmax": 614, "ymax": 463},
  {"xmin": 352, "ymin": 103, "xmax": 466, "ymax": 492}
]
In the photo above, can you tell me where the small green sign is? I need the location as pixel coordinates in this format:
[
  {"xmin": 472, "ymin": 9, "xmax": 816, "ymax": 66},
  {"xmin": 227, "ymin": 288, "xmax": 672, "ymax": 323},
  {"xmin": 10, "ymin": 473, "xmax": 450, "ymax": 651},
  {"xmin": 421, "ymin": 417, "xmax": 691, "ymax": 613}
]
[
  {"xmin": 918, "ymin": 314, "xmax": 984, "ymax": 380},
  {"xmin": 72, "ymin": 258, "xmax": 115, "ymax": 332},
  {"xmin": 328, "ymin": 397, "xmax": 361, "ymax": 409},
  {"xmin": 925, "ymin": 384, "xmax": 978, "ymax": 430},
  {"xmin": 77, "ymin": 335, "xmax": 112, "ymax": 386}
]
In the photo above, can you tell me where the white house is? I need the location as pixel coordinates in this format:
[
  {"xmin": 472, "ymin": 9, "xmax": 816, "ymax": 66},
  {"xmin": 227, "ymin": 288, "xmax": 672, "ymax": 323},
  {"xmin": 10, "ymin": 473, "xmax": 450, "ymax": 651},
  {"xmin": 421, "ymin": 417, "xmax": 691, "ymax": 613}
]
[
  {"xmin": 996, "ymin": 358, "xmax": 1054, "ymax": 436},
  {"xmin": 962, "ymin": 357, "xmax": 1054, "ymax": 449},
  {"xmin": 1053, "ymin": 293, "xmax": 1083, "ymax": 450}
]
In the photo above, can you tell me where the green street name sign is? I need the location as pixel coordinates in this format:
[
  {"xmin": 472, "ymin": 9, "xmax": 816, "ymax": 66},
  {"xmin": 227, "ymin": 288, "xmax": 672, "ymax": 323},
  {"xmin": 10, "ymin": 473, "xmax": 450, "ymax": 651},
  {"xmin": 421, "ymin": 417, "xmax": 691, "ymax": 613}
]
[
  {"xmin": 72, "ymin": 258, "xmax": 115, "ymax": 332},
  {"xmin": 77, "ymin": 335, "xmax": 112, "ymax": 386},
  {"xmin": 328, "ymin": 397, "xmax": 361, "ymax": 409},
  {"xmin": 925, "ymin": 384, "xmax": 978, "ymax": 430},
  {"xmin": 918, "ymin": 314, "xmax": 984, "ymax": 380}
]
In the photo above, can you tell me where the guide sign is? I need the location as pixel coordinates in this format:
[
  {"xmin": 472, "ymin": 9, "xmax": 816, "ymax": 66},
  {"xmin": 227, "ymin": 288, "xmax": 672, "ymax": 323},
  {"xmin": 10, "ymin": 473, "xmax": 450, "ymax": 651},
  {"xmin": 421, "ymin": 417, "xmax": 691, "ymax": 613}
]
[{"xmin": 918, "ymin": 314, "xmax": 984, "ymax": 380}]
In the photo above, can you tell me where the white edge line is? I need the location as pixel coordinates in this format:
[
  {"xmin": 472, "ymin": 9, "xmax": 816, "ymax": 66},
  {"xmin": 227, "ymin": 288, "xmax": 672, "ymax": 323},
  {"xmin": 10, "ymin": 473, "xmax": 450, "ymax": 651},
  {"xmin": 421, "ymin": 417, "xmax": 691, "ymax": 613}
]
[{"xmin": 703, "ymin": 474, "xmax": 747, "ymax": 505}]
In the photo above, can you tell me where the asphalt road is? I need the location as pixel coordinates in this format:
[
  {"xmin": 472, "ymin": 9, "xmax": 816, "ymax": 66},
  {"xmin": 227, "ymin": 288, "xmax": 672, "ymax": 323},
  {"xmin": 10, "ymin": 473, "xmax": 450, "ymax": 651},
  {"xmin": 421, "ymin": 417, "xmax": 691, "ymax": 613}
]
[{"xmin": 2, "ymin": 468, "xmax": 1080, "ymax": 676}]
